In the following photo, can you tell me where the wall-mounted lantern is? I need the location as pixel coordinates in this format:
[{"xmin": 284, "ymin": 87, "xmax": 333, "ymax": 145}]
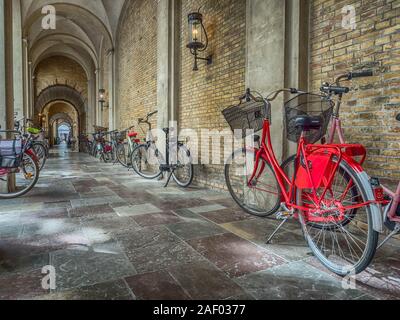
[
  {"xmin": 99, "ymin": 89, "xmax": 107, "ymax": 111},
  {"xmin": 187, "ymin": 10, "xmax": 212, "ymax": 71}
]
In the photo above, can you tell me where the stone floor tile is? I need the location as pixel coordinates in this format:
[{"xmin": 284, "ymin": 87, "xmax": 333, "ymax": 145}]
[
  {"xmin": 133, "ymin": 211, "xmax": 183, "ymax": 227},
  {"xmin": 168, "ymin": 261, "xmax": 248, "ymax": 300},
  {"xmin": 188, "ymin": 233, "xmax": 287, "ymax": 278},
  {"xmin": 35, "ymin": 279, "xmax": 135, "ymax": 300},
  {"xmin": 114, "ymin": 204, "xmax": 162, "ymax": 217},
  {"xmin": 188, "ymin": 204, "xmax": 227, "ymax": 214},
  {"xmin": 167, "ymin": 220, "xmax": 227, "ymax": 241},
  {"xmin": 125, "ymin": 271, "xmax": 190, "ymax": 300},
  {"xmin": 236, "ymin": 261, "xmax": 366, "ymax": 300},
  {"xmin": 50, "ymin": 246, "xmax": 137, "ymax": 292}
]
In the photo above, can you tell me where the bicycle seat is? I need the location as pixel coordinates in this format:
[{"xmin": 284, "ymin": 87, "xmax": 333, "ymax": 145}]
[
  {"xmin": 294, "ymin": 116, "xmax": 322, "ymax": 131},
  {"xmin": 163, "ymin": 128, "xmax": 170, "ymax": 134},
  {"xmin": 396, "ymin": 114, "xmax": 400, "ymax": 122},
  {"xmin": 128, "ymin": 132, "xmax": 138, "ymax": 138}
]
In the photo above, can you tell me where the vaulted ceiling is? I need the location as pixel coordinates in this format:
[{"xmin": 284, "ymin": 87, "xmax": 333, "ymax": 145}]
[{"xmin": 21, "ymin": 0, "xmax": 127, "ymax": 76}]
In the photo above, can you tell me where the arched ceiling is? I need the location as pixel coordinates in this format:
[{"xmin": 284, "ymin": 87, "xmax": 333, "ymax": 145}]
[{"xmin": 22, "ymin": 0, "xmax": 126, "ymax": 74}]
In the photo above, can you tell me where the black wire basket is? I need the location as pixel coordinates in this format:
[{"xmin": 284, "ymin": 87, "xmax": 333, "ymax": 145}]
[
  {"xmin": 285, "ymin": 93, "xmax": 334, "ymax": 144},
  {"xmin": 222, "ymin": 99, "xmax": 268, "ymax": 139}
]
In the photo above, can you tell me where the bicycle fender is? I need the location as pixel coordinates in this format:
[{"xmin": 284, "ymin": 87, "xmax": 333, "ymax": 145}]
[
  {"xmin": 341, "ymin": 153, "xmax": 383, "ymax": 233},
  {"xmin": 358, "ymin": 171, "xmax": 384, "ymax": 233}
]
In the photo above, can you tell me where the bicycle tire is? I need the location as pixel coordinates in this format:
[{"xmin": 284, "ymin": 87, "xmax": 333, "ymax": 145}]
[
  {"xmin": 225, "ymin": 148, "xmax": 281, "ymax": 217},
  {"xmin": 172, "ymin": 145, "xmax": 194, "ymax": 188},
  {"xmin": 298, "ymin": 158, "xmax": 379, "ymax": 276},
  {"xmin": 0, "ymin": 152, "xmax": 40, "ymax": 199},
  {"xmin": 116, "ymin": 143, "xmax": 129, "ymax": 168},
  {"xmin": 32, "ymin": 142, "xmax": 47, "ymax": 171},
  {"xmin": 131, "ymin": 144, "xmax": 162, "ymax": 179}
]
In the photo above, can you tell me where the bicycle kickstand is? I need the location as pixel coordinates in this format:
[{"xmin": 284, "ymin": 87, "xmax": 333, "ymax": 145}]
[
  {"xmin": 266, "ymin": 218, "xmax": 288, "ymax": 244},
  {"xmin": 377, "ymin": 224, "xmax": 400, "ymax": 250},
  {"xmin": 164, "ymin": 170, "xmax": 174, "ymax": 188}
]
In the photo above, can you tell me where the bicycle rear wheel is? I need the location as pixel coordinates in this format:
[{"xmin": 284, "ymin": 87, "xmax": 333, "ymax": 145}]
[
  {"xmin": 32, "ymin": 142, "xmax": 47, "ymax": 171},
  {"xmin": 0, "ymin": 152, "xmax": 40, "ymax": 199},
  {"xmin": 225, "ymin": 148, "xmax": 281, "ymax": 217},
  {"xmin": 131, "ymin": 144, "xmax": 162, "ymax": 179},
  {"xmin": 116, "ymin": 143, "xmax": 129, "ymax": 168},
  {"xmin": 172, "ymin": 145, "xmax": 194, "ymax": 188},
  {"xmin": 297, "ymin": 158, "xmax": 379, "ymax": 276}
]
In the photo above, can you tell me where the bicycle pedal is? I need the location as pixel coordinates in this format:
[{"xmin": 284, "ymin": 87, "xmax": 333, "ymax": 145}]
[{"xmin": 276, "ymin": 212, "xmax": 292, "ymax": 220}]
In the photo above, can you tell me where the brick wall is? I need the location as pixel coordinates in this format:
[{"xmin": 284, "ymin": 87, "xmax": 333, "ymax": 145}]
[
  {"xmin": 310, "ymin": 0, "xmax": 400, "ymax": 181},
  {"xmin": 34, "ymin": 56, "xmax": 88, "ymax": 99},
  {"xmin": 179, "ymin": 0, "xmax": 246, "ymax": 189},
  {"xmin": 116, "ymin": 0, "xmax": 158, "ymax": 131}
]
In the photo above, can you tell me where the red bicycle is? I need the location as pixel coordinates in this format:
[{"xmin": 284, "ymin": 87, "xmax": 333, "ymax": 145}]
[{"xmin": 224, "ymin": 87, "xmax": 384, "ymax": 276}]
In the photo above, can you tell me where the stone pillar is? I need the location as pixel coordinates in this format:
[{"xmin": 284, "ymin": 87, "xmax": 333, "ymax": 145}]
[
  {"xmin": 4, "ymin": 0, "xmax": 13, "ymax": 132},
  {"xmin": 87, "ymin": 78, "xmax": 93, "ymax": 133},
  {"xmin": 3, "ymin": 0, "xmax": 15, "ymax": 191},
  {"xmin": 29, "ymin": 61, "xmax": 34, "ymax": 117},
  {"xmin": 156, "ymin": 0, "xmax": 180, "ymax": 129},
  {"xmin": 22, "ymin": 38, "xmax": 30, "ymax": 118},
  {"xmin": 0, "ymin": 0, "xmax": 6, "ymax": 130},
  {"xmin": 107, "ymin": 49, "xmax": 116, "ymax": 131},
  {"xmin": 12, "ymin": 0, "xmax": 23, "ymax": 121},
  {"xmin": 246, "ymin": 0, "xmax": 309, "ymax": 161},
  {"xmin": 95, "ymin": 68, "xmax": 102, "ymax": 126}
]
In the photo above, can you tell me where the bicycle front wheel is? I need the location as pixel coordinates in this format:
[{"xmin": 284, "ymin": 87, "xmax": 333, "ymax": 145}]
[
  {"xmin": 131, "ymin": 144, "xmax": 162, "ymax": 179},
  {"xmin": 297, "ymin": 158, "xmax": 379, "ymax": 276},
  {"xmin": 225, "ymin": 148, "xmax": 281, "ymax": 217},
  {"xmin": 172, "ymin": 145, "xmax": 194, "ymax": 188},
  {"xmin": 0, "ymin": 152, "xmax": 40, "ymax": 199}
]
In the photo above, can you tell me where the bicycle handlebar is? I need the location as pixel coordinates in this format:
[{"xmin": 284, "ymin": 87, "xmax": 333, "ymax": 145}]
[
  {"xmin": 348, "ymin": 70, "xmax": 373, "ymax": 79},
  {"xmin": 138, "ymin": 110, "xmax": 158, "ymax": 124}
]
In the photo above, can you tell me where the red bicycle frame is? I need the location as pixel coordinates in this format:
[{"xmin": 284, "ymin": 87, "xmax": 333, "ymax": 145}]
[{"xmin": 247, "ymin": 119, "xmax": 373, "ymax": 219}]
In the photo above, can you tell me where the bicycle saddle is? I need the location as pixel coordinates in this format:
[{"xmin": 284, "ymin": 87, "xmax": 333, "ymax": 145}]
[
  {"xmin": 294, "ymin": 115, "xmax": 322, "ymax": 131},
  {"xmin": 396, "ymin": 114, "xmax": 400, "ymax": 122}
]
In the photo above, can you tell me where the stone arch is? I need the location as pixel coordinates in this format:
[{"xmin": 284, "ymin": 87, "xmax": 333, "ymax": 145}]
[{"xmin": 35, "ymin": 85, "xmax": 86, "ymax": 116}]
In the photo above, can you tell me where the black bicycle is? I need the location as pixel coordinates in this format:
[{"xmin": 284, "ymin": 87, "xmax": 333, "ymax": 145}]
[{"xmin": 130, "ymin": 110, "xmax": 194, "ymax": 188}]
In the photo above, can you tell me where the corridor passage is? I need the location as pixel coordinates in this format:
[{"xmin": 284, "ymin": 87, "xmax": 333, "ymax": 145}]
[{"xmin": 0, "ymin": 150, "xmax": 399, "ymax": 300}]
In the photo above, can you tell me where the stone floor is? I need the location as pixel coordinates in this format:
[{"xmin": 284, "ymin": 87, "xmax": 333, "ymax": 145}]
[{"xmin": 0, "ymin": 146, "xmax": 399, "ymax": 300}]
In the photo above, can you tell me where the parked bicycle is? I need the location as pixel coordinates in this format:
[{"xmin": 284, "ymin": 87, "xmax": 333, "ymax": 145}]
[
  {"xmin": 0, "ymin": 128, "xmax": 40, "ymax": 199},
  {"xmin": 223, "ymin": 86, "xmax": 385, "ymax": 276},
  {"xmin": 79, "ymin": 133, "xmax": 92, "ymax": 154},
  {"xmin": 15, "ymin": 118, "xmax": 48, "ymax": 171},
  {"xmin": 114, "ymin": 126, "xmax": 141, "ymax": 168},
  {"xmin": 93, "ymin": 130, "xmax": 116, "ymax": 163},
  {"xmin": 131, "ymin": 110, "xmax": 194, "ymax": 188}
]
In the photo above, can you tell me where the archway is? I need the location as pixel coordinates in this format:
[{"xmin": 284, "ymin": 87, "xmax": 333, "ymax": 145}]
[
  {"xmin": 42, "ymin": 101, "xmax": 80, "ymax": 151},
  {"xmin": 57, "ymin": 123, "xmax": 72, "ymax": 144}
]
